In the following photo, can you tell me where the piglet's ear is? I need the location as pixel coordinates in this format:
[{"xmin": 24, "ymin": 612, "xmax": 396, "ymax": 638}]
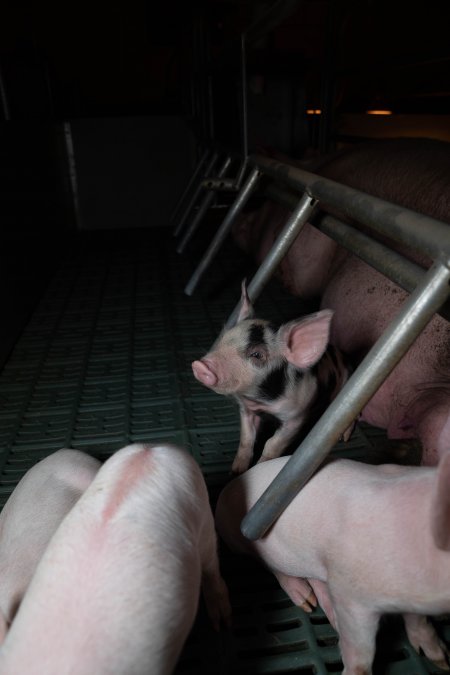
[
  {"xmin": 281, "ymin": 309, "xmax": 333, "ymax": 369},
  {"xmin": 431, "ymin": 451, "xmax": 450, "ymax": 551},
  {"xmin": 235, "ymin": 279, "xmax": 255, "ymax": 324}
]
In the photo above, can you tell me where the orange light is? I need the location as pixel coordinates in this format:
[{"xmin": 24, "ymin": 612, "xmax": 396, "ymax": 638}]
[
  {"xmin": 306, "ymin": 109, "xmax": 322, "ymax": 115},
  {"xmin": 366, "ymin": 109, "xmax": 393, "ymax": 115}
]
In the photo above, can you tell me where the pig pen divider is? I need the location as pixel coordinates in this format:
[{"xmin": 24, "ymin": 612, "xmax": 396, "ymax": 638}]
[
  {"xmin": 180, "ymin": 150, "xmax": 450, "ymax": 539},
  {"xmin": 173, "ymin": 150, "xmax": 220, "ymax": 239},
  {"xmin": 176, "ymin": 154, "xmax": 233, "ymax": 253},
  {"xmin": 170, "ymin": 147, "xmax": 211, "ymax": 232},
  {"xmin": 175, "ymin": 151, "xmax": 250, "ymax": 254},
  {"xmin": 186, "ymin": 153, "xmax": 450, "ymax": 296},
  {"xmin": 222, "ymin": 154, "xmax": 450, "ymax": 540}
]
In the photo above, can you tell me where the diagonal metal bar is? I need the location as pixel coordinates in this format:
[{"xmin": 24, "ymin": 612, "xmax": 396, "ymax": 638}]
[
  {"xmin": 224, "ymin": 191, "xmax": 319, "ymax": 328},
  {"xmin": 184, "ymin": 167, "xmax": 261, "ymax": 296},
  {"xmin": 170, "ymin": 147, "xmax": 210, "ymax": 228},
  {"xmin": 173, "ymin": 151, "xmax": 219, "ymax": 239},
  {"xmin": 240, "ymin": 259, "xmax": 450, "ymax": 541},
  {"xmin": 177, "ymin": 155, "xmax": 232, "ymax": 254}
]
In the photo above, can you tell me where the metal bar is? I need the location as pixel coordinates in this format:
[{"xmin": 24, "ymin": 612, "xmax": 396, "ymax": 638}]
[
  {"xmin": 241, "ymin": 259, "xmax": 450, "ymax": 541},
  {"xmin": 225, "ymin": 192, "xmax": 319, "ymax": 328},
  {"xmin": 177, "ymin": 155, "xmax": 232, "ymax": 254},
  {"xmin": 265, "ymin": 182, "xmax": 450, "ymax": 323},
  {"xmin": 173, "ymin": 151, "xmax": 219, "ymax": 239},
  {"xmin": 184, "ymin": 167, "xmax": 261, "ymax": 296},
  {"xmin": 0, "ymin": 64, "xmax": 10, "ymax": 121},
  {"xmin": 250, "ymin": 154, "xmax": 450, "ymax": 260},
  {"xmin": 234, "ymin": 159, "xmax": 249, "ymax": 190},
  {"xmin": 240, "ymin": 33, "xmax": 248, "ymax": 162},
  {"xmin": 170, "ymin": 148, "xmax": 210, "ymax": 228},
  {"xmin": 63, "ymin": 122, "xmax": 82, "ymax": 229}
]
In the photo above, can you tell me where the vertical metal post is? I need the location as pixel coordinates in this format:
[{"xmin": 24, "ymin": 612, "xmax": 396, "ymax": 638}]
[
  {"xmin": 184, "ymin": 167, "xmax": 261, "ymax": 295},
  {"xmin": 170, "ymin": 148, "xmax": 210, "ymax": 228},
  {"xmin": 64, "ymin": 122, "xmax": 82, "ymax": 229},
  {"xmin": 240, "ymin": 260, "xmax": 450, "ymax": 541},
  {"xmin": 177, "ymin": 155, "xmax": 232, "ymax": 254},
  {"xmin": 240, "ymin": 33, "xmax": 249, "ymax": 161},
  {"xmin": 0, "ymin": 64, "xmax": 11, "ymax": 121},
  {"xmin": 173, "ymin": 151, "xmax": 219, "ymax": 238},
  {"xmin": 225, "ymin": 192, "xmax": 319, "ymax": 328}
]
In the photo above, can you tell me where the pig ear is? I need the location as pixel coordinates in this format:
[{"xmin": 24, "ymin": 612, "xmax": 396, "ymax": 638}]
[
  {"xmin": 235, "ymin": 279, "xmax": 255, "ymax": 324},
  {"xmin": 280, "ymin": 309, "xmax": 333, "ymax": 369},
  {"xmin": 431, "ymin": 452, "xmax": 450, "ymax": 551}
]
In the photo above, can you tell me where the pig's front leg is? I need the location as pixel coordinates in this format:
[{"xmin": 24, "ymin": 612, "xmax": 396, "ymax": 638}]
[
  {"xmin": 272, "ymin": 572, "xmax": 317, "ymax": 613},
  {"xmin": 231, "ymin": 405, "xmax": 261, "ymax": 474},
  {"xmin": 403, "ymin": 613, "xmax": 449, "ymax": 670},
  {"xmin": 257, "ymin": 415, "xmax": 303, "ymax": 464},
  {"xmin": 333, "ymin": 598, "xmax": 380, "ymax": 675}
]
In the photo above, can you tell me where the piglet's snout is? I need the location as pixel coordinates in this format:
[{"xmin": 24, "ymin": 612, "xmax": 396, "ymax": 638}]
[{"xmin": 192, "ymin": 359, "xmax": 218, "ymax": 387}]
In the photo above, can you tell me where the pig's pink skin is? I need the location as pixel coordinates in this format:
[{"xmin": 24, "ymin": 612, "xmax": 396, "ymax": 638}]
[
  {"xmin": 0, "ymin": 449, "xmax": 101, "ymax": 642},
  {"xmin": 216, "ymin": 454, "xmax": 450, "ymax": 674},
  {"xmin": 233, "ymin": 139, "xmax": 450, "ymax": 465},
  {"xmin": 0, "ymin": 443, "xmax": 231, "ymax": 675},
  {"xmin": 192, "ymin": 358, "xmax": 218, "ymax": 388}
]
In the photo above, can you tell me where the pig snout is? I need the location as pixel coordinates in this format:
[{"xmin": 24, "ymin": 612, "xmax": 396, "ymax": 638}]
[{"xmin": 192, "ymin": 358, "xmax": 218, "ymax": 388}]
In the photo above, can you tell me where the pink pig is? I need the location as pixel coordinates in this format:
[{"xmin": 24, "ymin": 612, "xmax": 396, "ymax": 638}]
[
  {"xmin": 192, "ymin": 282, "xmax": 353, "ymax": 474},
  {"xmin": 232, "ymin": 139, "xmax": 450, "ymax": 466},
  {"xmin": 0, "ymin": 448, "xmax": 101, "ymax": 641},
  {"xmin": 216, "ymin": 453, "xmax": 450, "ymax": 675},
  {"xmin": 0, "ymin": 443, "xmax": 231, "ymax": 675}
]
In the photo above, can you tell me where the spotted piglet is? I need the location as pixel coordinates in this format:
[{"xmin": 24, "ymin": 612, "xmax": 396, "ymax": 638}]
[{"xmin": 192, "ymin": 282, "xmax": 354, "ymax": 474}]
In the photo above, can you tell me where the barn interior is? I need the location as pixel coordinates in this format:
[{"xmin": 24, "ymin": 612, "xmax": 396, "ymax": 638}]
[{"xmin": 0, "ymin": 1, "xmax": 449, "ymax": 672}]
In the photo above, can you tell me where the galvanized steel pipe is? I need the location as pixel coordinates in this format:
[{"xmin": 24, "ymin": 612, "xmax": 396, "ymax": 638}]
[
  {"xmin": 174, "ymin": 151, "xmax": 219, "ymax": 239},
  {"xmin": 225, "ymin": 191, "xmax": 319, "ymax": 328},
  {"xmin": 177, "ymin": 155, "xmax": 232, "ymax": 253},
  {"xmin": 185, "ymin": 167, "xmax": 261, "ymax": 296},
  {"xmin": 264, "ymin": 182, "xmax": 450, "ymax": 323},
  {"xmin": 251, "ymin": 154, "xmax": 450, "ymax": 260}
]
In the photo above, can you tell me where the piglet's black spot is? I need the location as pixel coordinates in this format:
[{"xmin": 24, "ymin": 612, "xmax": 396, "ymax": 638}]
[
  {"xmin": 247, "ymin": 323, "xmax": 266, "ymax": 349},
  {"xmin": 259, "ymin": 362, "xmax": 289, "ymax": 400}
]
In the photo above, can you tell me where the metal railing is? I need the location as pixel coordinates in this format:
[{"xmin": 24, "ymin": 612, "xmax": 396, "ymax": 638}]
[{"xmin": 179, "ymin": 152, "xmax": 450, "ymax": 540}]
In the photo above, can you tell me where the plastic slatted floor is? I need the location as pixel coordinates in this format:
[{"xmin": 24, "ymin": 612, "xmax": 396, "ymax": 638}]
[{"xmin": 0, "ymin": 230, "xmax": 448, "ymax": 674}]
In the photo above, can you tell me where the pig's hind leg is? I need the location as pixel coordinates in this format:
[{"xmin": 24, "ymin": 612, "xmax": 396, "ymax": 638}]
[{"xmin": 403, "ymin": 613, "xmax": 449, "ymax": 670}]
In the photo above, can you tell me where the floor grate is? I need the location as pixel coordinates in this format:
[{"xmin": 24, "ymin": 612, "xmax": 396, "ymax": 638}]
[{"xmin": 0, "ymin": 229, "xmax": 446, "ymax": 674}]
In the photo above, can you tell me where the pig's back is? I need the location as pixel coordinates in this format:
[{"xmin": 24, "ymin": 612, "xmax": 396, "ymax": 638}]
[{"xmin": 0, "ymin": 445, "xmax": 206, "ymax": 675}]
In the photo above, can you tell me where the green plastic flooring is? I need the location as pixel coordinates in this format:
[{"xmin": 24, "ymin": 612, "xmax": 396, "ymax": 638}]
[{"xmin": 0, "ymin": 230, "xmax": 448, "ymax": 674}]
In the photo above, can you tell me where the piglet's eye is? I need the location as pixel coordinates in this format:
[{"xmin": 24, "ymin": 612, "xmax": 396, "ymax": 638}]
[{"xmin": 246, "ymin": 346, "xmax": 267, "ymax": 365}]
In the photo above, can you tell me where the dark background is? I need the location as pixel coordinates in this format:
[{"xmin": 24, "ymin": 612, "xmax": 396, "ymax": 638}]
[{"xmin": 0, "ymin": 0, "xmax": 449, "ymax": 364}]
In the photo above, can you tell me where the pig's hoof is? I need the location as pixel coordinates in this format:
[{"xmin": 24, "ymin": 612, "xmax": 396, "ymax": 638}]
[
  {"xmin": 404, "ymin": 615, "xmax": 450, "ymax": 670},
  {"xmin": 300, "ymin": 590, "xmax": 318, "ymax": 613},
  {"xmin": 274, "ymin": 573, "xmax": 317, "ymax": 612}
]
